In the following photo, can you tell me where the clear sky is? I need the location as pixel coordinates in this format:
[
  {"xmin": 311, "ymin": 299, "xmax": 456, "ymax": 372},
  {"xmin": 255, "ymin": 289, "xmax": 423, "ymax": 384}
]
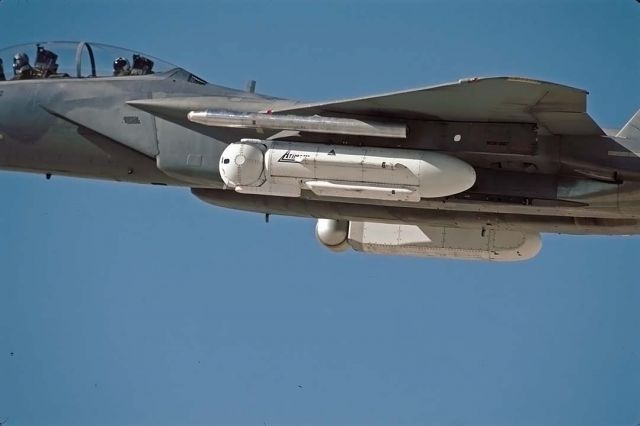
[{"xmin": 0, "ymin": 1, "xmax": 639, "ymax": 425}]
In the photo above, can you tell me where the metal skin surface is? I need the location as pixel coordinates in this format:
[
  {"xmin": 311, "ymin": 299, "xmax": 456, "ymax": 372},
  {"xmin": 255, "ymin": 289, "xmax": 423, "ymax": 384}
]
[{"xmin": 1, "ymin": 41, "xmax": 640, "ymax": 252}]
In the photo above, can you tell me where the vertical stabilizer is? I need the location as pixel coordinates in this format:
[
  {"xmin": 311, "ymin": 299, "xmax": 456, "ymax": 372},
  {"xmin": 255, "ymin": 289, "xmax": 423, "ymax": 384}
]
[{"xmin": 617, "ymin": 109, "xmax": 640, "ymax": 140}]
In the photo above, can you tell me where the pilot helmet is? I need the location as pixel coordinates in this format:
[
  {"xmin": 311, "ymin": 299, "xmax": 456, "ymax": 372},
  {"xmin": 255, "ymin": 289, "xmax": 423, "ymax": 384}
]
[
  {"xmin": 13, "ymin": 52, "xmax": 29, "ymax": 70},
  {"xmin": 113, "ymin": 57, "xmax": 130, "ymax": 73}
]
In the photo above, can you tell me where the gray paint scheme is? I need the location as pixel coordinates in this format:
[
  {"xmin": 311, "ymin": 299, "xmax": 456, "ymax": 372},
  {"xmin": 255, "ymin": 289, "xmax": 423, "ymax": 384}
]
[{"xmin": 1, "ymin": 42, "xmax": 640, "ymax": 236}]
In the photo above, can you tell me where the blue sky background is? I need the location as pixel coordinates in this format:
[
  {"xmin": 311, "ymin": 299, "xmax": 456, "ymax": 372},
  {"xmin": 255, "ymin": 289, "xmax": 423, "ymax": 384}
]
[{"xmin": 0, "ymin": 1, "xmax": 639, "ymax": 425}]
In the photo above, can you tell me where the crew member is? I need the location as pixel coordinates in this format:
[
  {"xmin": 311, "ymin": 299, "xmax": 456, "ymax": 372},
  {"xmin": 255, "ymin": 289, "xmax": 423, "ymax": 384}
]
[
  {"xmin": 33, "ymin": 46, "xmax": 60, "ymax": 78},
  {"xmin": 113, "ymin": 57, "xmax": 131, "ymax": 76},
  {"xmin": 130, "ymin": 54, "xmax": 154, "ymax": 75},
  {"xmin": 12, "ymin": 52, "xmax": 33, "ymax": 80}
]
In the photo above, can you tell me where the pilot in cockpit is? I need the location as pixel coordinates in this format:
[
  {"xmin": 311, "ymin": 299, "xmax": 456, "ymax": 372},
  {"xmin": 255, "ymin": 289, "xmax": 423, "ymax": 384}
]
[
  {"xmin": 33, "ymin": 46, "xmax": 61, "ymax": 78},
  {"xmin": 0, "ymin": 58, "xmax": 5, "ymax": 81},
  {"xmin": 12, "ymin": 52, "xmax": 34, "ymax": 80},
  {"xmin": 113, "ymin": 57, "xmax": 131, "ymax": 76},
  {"xmin": 130, "ymin": 54, "xmax": 154, "ymax": 75}
]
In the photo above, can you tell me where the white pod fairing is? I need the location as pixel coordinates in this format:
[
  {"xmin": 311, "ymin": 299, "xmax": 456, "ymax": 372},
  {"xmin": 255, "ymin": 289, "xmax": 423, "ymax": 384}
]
[
  {"xmin": 347, "ymin": 222, "xmax": 542, "ymax": 261},
  {"xmin": 219, "ymin": 142, "xmax": 266, "ymax": 187},
  {"xmin": 315, "ymin": 219, "xmax": 350, "ymax": 252},
  {"xmin": 315, "ymin": 220, "xmax": 542, "ymax": 261},
  {"xmin": 219, "ymin": 140, "xmax": 476, "ymax": 202}
]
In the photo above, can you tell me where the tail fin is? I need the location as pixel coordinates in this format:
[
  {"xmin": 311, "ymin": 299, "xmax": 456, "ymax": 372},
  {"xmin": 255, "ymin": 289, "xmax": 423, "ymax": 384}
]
[{"xmin": 617, "ymin": 109, "xmax": 640, "ymax": 140}]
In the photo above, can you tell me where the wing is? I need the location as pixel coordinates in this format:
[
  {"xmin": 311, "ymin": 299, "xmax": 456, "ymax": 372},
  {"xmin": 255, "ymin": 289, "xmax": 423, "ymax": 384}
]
[{"xmin": 269, "ymin": 76, "xmax": 604, "ymax": 136}]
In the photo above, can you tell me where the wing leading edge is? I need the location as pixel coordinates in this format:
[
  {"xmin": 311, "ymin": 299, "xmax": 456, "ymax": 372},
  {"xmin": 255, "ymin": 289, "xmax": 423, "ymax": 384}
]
[{"xmin": 269, "ymin": 77, "xmax": 604, "ymax": 136}]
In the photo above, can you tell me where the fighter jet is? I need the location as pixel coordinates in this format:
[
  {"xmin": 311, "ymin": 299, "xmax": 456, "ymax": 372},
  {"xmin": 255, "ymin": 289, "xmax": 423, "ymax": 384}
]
[{"xmin": 1, "ymin": 41, "xmax": 639, "ymax": 261}]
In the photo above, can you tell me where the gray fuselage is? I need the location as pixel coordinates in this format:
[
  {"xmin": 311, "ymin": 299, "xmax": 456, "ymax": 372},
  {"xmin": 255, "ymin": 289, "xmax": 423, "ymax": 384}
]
[{"xmin": 2, "ymin": 63, "xmax": 640, "ymax": 236}]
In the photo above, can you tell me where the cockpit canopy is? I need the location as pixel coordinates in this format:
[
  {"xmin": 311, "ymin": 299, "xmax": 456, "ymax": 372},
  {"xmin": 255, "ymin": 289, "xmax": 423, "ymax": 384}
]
[{"xmin": 0, "ymin": 41, "xmax": 207, "ymax": 84}]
